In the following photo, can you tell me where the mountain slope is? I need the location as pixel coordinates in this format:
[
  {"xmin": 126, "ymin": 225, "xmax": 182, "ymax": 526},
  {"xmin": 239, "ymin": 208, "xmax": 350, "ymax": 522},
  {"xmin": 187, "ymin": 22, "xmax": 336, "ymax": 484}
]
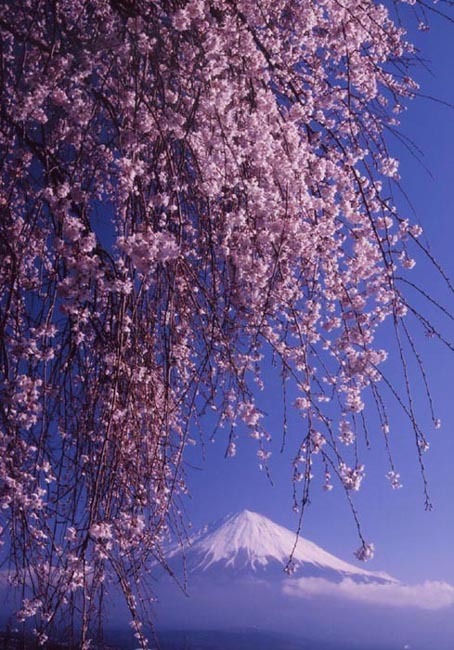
[{"xmin": 163, "ymin": 510, "xmax": 395, "ymax": 583}]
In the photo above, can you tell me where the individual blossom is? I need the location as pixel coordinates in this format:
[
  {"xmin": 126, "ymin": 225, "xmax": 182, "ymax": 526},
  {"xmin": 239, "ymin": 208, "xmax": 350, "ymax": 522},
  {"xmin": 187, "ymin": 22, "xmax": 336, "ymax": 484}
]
[
  {"xmin": 339, "ymin": 463, "xmax": 366, "ymax": 491},
  {"xmin": 354, "ymin": 542, "xmax": 375, "ymax": 562},
  {"xmin": 386, "ymin": 470, "xmax": 403, "ymax": 489},
  {"xmin": 339, "ymin": 420, "xmax": 355, "ymax": 446},
  {"xmin": 310, "ymin": 430, "xmax": 326, "ymax": 453}
]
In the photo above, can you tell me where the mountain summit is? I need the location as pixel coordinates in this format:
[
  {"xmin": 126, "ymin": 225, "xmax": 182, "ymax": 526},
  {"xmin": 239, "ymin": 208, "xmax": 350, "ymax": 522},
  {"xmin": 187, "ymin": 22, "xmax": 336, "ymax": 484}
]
[{"xmin": 164, "ymin": 510, "xmax": 394, "ymax": 583}]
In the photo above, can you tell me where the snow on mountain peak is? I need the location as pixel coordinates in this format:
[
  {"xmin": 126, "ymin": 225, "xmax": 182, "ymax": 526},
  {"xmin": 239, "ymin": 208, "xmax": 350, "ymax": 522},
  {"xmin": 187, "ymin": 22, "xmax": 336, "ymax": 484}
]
[{"xmin": 165, "ymin": 510, "xmax": 396, "ymax": 583}]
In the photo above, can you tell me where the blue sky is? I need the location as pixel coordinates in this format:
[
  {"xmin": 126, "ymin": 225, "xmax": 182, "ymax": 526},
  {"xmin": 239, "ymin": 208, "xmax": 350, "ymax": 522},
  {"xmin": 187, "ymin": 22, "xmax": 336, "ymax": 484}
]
[{"xmin": 183, "ymin": 9, "xmax": 454, "ymax": 589}]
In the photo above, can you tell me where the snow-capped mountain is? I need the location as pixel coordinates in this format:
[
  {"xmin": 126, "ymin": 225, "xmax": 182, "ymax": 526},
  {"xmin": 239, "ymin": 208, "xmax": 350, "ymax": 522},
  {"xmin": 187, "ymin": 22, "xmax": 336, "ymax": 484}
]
[
  {"xmin": 153, "ymin": 511, "xmax": 453, "ymax": 650},
  {"xmin": 163, "ymin": 509, "xmax": 395, "ymax": 584}
]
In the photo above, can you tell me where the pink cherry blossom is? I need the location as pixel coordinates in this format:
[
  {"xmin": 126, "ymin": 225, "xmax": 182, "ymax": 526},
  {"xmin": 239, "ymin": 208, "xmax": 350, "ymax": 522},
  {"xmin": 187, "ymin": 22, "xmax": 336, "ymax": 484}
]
[{"xmin": 0, "ymin": 0, "xmax": 451, "ymax": 645}]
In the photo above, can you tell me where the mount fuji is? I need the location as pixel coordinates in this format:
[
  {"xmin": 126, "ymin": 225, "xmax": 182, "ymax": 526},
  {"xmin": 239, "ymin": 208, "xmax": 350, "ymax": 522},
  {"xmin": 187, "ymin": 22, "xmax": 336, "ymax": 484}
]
[
  {"xmin": 162, "ymin": 509, "xmax": 395, "ymax": 584},
  {"xmin": 149, "ymin": 511, "xmax": 453, "ymax": 650}
]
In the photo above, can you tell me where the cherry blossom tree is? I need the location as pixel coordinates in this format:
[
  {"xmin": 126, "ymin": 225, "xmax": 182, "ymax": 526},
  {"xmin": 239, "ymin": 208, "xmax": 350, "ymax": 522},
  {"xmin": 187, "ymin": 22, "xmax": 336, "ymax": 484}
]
[{"xmin": 0, "ymin": 0, "xmax": 452, "ymax": 646}]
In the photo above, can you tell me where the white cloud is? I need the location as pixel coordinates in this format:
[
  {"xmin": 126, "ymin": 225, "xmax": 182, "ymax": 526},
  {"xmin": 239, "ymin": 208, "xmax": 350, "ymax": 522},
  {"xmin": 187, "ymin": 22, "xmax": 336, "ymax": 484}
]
[{"xmin": 282, "ymin": 577, "xmax": 454, "ymax": 610}]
